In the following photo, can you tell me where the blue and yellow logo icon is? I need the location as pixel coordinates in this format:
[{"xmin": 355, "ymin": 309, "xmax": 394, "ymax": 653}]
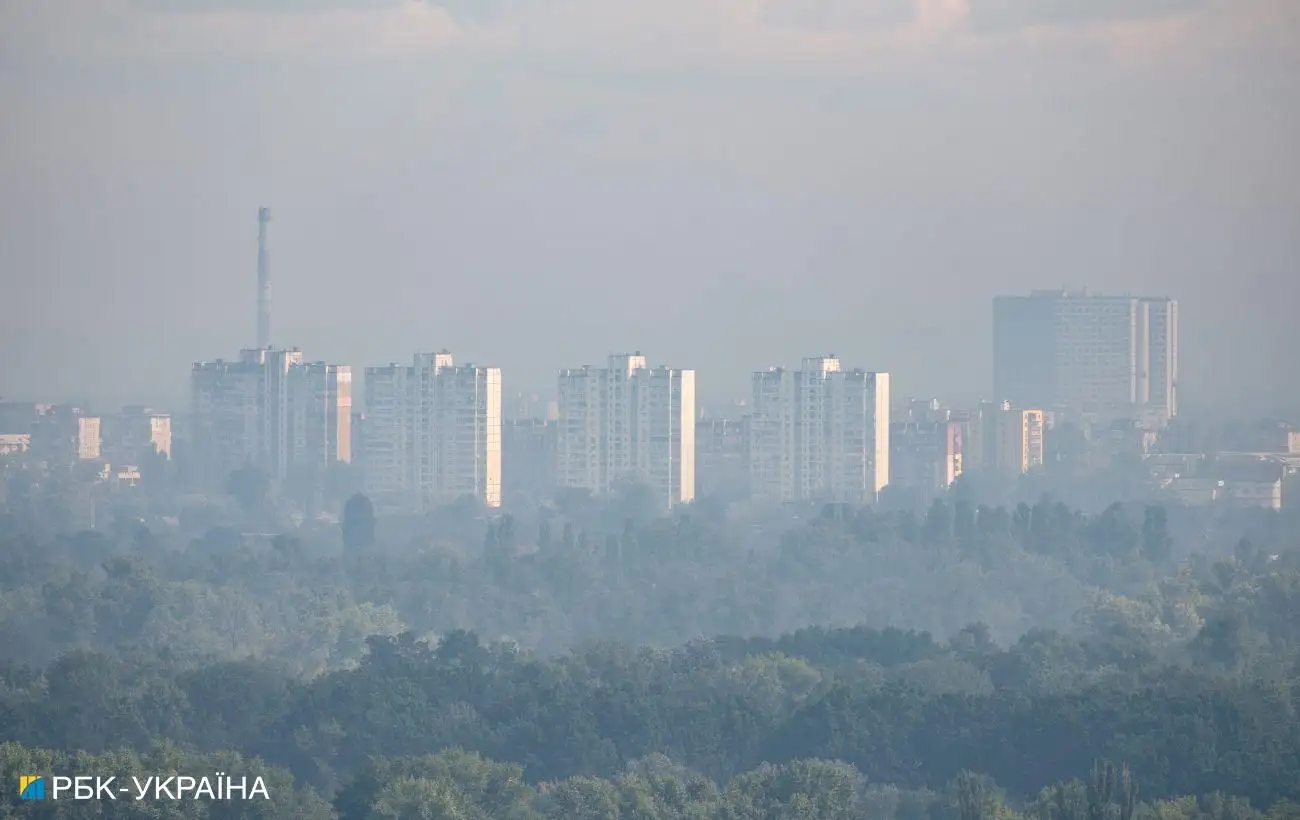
[{"xmin": 19, "ymin": 776, "xmax": 45, "ymax": 800}]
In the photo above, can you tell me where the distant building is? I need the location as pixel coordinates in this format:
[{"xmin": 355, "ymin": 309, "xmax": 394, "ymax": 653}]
[
  {"xmin": 993, "ymin": 290, "xmax": 1178, "ymax": 425},
  {"xmin": 0, "ymin": 402, "xmax": 44, "ymax": 435},
  {"xmin": 1162, "ymin": 458, "xmax": 1287, "ymax": 510},
  {"xmin": 503, "ymin": 418, "xmax": 558, "ymax": 502},
  {"xmin": 351, "ymin": 411, "xmax": 367, "ymax": 472},
  {"xmin": 900, "ymin": 398, "xmax": 950, "ymax": 425},
  {"xmin": 103, "ymin": 407, "xmax": 172, "ymax": 464},
  {"xmin": 288, "ymin": 362, "xmax": 353, "ymax": 473},
  {"xmin": 433, "ymin": 364, "xmax": 502, "ymax": 507},
  {"xmin": 362, "ymin": 361, "xmax": 416, "ymax": 503},
  {"xmin": 696, "ymin": 416, "xmax": 749, "ymax": 498},
  {"xmin": 749, "ymin": 356, "xmax": 890, "ymax": 505},
  {"xmin": 960, "ymin": 401, "xmax": 1045, "ymax": 477},
  {"xmin": 190, "ymin": 349, "xmax": 293, "ymax": 486},
  {"xmin": 890, "ymin": 419, "xmax": 963, "ymax": 491},
  {"xmin": 189, "ymin": 348, "xmax": 351, "ymax": 490},
  {"xmin": 997, "ymin": 406, "xmax": 1046, "ymax": 476},
  {"xmin": 26, "ymin": 405, "xmax": 100, "ymax": 466},
  {"xmin": 361, "ymin": 352, "xmax": 502, "ymax": 509},
  {"xmin": 1219, "ymin": 420, "xmax": 1300, "ymax": 455},
  {"xmin": 556, "ymin": 352, "xmax": 696, "ymax": 509},
  {"xmin": 0, "ymin": 434, "xmax": 30, "ymax": 455}
]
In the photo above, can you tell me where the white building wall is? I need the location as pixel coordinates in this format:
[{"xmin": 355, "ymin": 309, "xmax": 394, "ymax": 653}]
[
  {"xmin": 996, "ymin": 407, "xmax": 1046, "ymax": 475},
  {"xmin": 363, "ymin": 364, "xmax": 413, "ymax": 501},
  {"xmin": 748, "ymin": 358, "xmax": 889, "ymax": 504},
  {"xmin": 555, "ymin": 354, "xmax": 694, "ymax": 508},
  {"xmin": 1052, "ymin": 295, "xmax": 1138, "ymax": 413},
  {"xmin": 677, "ymin": 370, "xmax": 696, "ymax": 504},
  {"xmin": 190, "ymin": 358, "xmax": 264, "ymax": 486},
  {"xmin": 1142, "ymin": 297, "xmax": 1178, "ymax": 422},
  {"xmin": 870, "ymin": 372, "xmax": 891, "ymax": 497},
  {"xmin": 412, "ymin": 351, "xmax": 455, "ymax": 503},
  {"xmin": 77, "ymin": 417, "xmax": 101, "ymax": 461},
  {"xmin": 484, "ymin": 367, "xmax": 502, "ymax": 508},
  {"xmin": 631, "ymin": 366, "xmax": 695, "ymax": 507},
  {"xmin": 557, "ymin": 366, "xmax": 603, "ymax": 493},
  {"xmin": 361, "ymin": 353, "xmax": 500, "ymax": 510},
  {"xmin": 149, "ymin": 416, "xmax": 173, "ymax": 459},
  {"xmin": 431, "ymin": 364, "xmax": 502, "ymax": 508},
  {"xmin": 749, "ymin": 369, "xmax": 795, "ymax": 503},
  {"xmin": 288, "ymin": 362, "xmax": 352, "ymax": 476}
]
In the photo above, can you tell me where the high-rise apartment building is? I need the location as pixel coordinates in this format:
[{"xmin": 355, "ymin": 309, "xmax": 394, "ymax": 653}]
[
  {"xmin": 361, "ymin": 352, "xmax": 502, "ymax": 509},
  {"xmin": 1142, "ymin": 297, "xmax": 1179, "ymax": 420},
  {"xmin": 430, "ymin": 364, "xmax": 502, "ymax": 508},
  {"xmin": 288, "ymin": 363, "xmax": 353, "ymax": 474},
  {"xmin": 190, "ymin": 348, "xmax": 351, "ymax": 489},
  {"xmin": 993, "ymin": 290, "xmax": 1178, "ymax": 424},
  {"xmin": 191, "ymin": 352, "xmax": 266, "ymax": 485},
  {"xmin": 749, "ymin": 356, "xmax": 890, "ymax": 505},
  {"xmin": 362, "ymin": 362, "xmax": 415, "ymax": 501},
  {"xmin": 556, "ymin": 352, "xmax": 695, "ymax": 509}
]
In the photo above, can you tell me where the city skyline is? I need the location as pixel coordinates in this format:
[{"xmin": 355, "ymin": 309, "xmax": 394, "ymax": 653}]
[
  {"xmin": 0, "ymin": 280, "xmax": 1251, "ymax": 420},
  {"xmin": 2, "ymin": 1, "xmax": 1297, "ymax": 417},
  {"xmin": 102, "ymin": 286, "xmax": 1180, "ymax": 422},
  {"xmin": 4, "ymin": 5, "xmax": 1300, "ymax": 810}
]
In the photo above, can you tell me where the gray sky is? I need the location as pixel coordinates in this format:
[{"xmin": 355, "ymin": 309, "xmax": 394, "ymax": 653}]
[{"xmin": 1, "ymin": 0, "xmax": 1297, "ymax": 416}]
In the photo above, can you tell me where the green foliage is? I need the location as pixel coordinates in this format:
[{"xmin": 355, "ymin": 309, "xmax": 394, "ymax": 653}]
[
  {"xmin": 342, "ymin": 494, "xmax": 376, "ymax": 550},
  {"xmin": 2, "ymin": 492, "xmax": 1300, "ymax": 817},
  {"xmin": 3, "ymin": 741, "xmax": 1300, "ymax": 820}
]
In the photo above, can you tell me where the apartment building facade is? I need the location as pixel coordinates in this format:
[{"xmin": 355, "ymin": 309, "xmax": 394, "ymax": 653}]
[
  {"xmin": 189, "ymin": 348, "xmax": 351, "ymax": 489},
  {"xmin": 17, "ymin": 405, "xmax": 103, "ymax": 466},
  {"xmin": 556, "ymin": 352, "xmax": 695, "ymax": 508},
  {"xmin": 749, "ymin": 356, "xmax": 890, "ymax": 505},
  {"xmin": 361, "ymin": 363, "xmax": 414, "ymax": 501},
  {"xmin": 102, "ymin": 407, "xmax": 173, "ymax": 464},
  {"xmin": 890, "ymin": 419, "xmax": 964, "ymax": 491},
  {"xmin": 993, "ymin": 290, "xmax": 1178, "ymax": 425},
  {"xmin": 288, "ymin": 363, "xmax": 353, "ymax": 475},
  {"xmin": 361, "ymin": 352, "xmax": 502, "ymax": 510},
  {"xmin": 997, "ymin": 406, "xmax": 1046, "ymax": 476},
  {"xmin": 959, "ymin": 400, "xmax": 1046, "ymax": 477}
]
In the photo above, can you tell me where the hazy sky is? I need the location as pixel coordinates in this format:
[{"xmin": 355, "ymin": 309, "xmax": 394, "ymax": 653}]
[{"xmin": 2, "ymin": 0, "xmax": 1297, "ymax": 416}]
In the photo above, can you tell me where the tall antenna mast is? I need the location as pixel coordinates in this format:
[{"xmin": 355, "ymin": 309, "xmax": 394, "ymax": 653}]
[{"xmin": 257, "ymin": 206, "xmax": 272, "ymax": 350}]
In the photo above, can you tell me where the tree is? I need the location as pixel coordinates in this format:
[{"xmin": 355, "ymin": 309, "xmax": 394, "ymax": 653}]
[
  {"xmin": 342, "ymin": 493, "xmax": 377, "ymax": 549},
  {"xmin": 954, "ymin": 770, "xmax": 992, "ymax": 820},
  {"xmin": 1141, "ymin": 506, "xmax": 1172, "ymax": 563},
  {"xmin": 227, "ymin": 466, "xmax": 272, "ymax": 521}
]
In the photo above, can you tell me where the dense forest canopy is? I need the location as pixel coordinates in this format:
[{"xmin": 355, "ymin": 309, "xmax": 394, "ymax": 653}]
[{"xmin": 3, "ymin": 471, "xmax": 1300, "ymax": 818}]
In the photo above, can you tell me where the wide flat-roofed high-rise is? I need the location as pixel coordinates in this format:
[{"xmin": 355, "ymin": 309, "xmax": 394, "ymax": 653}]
[{"xmin": 993, "ymin": 289, "xmax": 1178, "ymax": 424}]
